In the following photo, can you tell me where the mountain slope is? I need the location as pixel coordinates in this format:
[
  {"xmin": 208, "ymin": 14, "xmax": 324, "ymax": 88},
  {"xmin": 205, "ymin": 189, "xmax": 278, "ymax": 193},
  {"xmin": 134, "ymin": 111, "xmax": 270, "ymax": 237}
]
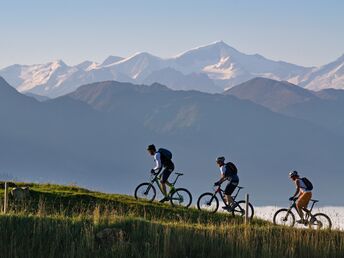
[
  {"xmin": 1, "ymin": 78, "xmax": 343, "ymax": 204},
  {"xmin": 143, "ymin": 67, "xmax": 222, "ymax": 93},
  {"xmin": 67, "ymin": 81, "xmax": 344, "ymax": 204},
  {"xmin": 101, "ymin": 55, "xmax": 123, "ymax": 66},
  {"xmin": 226, "ymin": 77, "xmax": 344, "ymax": 136},
  {"xmin": 225, "ymin": 77, "xmax": 317, "ymax": 112},
  {"xmin": 0, "ymin": 76, "xmax": 39, "ymax": 108},
  {"xmin": 299, "ymin": 54, "xmax": 344, "ymax": 91}
]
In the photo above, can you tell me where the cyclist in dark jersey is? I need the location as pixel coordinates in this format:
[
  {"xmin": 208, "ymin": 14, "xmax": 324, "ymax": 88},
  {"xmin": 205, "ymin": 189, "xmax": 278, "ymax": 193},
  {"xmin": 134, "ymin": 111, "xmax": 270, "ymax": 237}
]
[
  {"xmin": 147, "ymin": 144, "xmax": 175, "ymax": 203},
  {"xmin": 214, "ymin": 156, "xmax": 239, "ymax": 210}
]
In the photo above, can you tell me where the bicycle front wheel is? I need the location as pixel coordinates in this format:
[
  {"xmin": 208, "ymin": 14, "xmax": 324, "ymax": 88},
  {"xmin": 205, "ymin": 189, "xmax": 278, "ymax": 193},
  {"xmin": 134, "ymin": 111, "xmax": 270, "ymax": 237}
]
[
  {"xmin": 309, "ymin": 213, "xmax": 332, "ymax": 230},
  {"xmin": 197, "ymin": 193, "xmax": 219, "ymax": 213},
  {"xmin": 134, "ymin": 183, "xmax": 156, "ymax": 202},
  {"xmin": 232, "ymin": 200, "xmax": 254, "ymax": 220},
  {"xmin": 170, "ymin": 188, "xmax": 192, "ymax": 208},
  {"xmin": 273, "ymin": 209, "xmax": 295, "ymax": 227}
]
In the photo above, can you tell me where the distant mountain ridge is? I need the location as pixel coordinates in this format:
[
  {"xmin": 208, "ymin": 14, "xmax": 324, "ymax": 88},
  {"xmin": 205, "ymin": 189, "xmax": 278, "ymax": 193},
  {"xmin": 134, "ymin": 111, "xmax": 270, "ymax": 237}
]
[
  {"xmin": 225, "ymin": 77, "xmax": 317, "ymax": 111},
  {"xmin": 226, "ymin": 77, "xmax": 344, "ymax": 136},
  {"xmin": 2, "ymin": 76, "xmax": 343, "ymax": 205},
  {"xmin": 1, "ymin": 41, "xmax": 343, "ymax": 97}
]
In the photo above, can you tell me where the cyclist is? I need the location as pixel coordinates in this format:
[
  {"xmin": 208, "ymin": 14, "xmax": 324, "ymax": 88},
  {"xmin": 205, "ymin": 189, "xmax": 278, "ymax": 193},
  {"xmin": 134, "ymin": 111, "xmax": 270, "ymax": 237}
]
[
  {"xmin": 214, "ymin": 156, "xmax": 239, "ymax": 210},
  {"xmin": 288, "ymin": 170, "xmax": 313, "ymax": 224},
  {"xmin": 147, "ymin": 144, "xmax": 175, "ymax": 203}
]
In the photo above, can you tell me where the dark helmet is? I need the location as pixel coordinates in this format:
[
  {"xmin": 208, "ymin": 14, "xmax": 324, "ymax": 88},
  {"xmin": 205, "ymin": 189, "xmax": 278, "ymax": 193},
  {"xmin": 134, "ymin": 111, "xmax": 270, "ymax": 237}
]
[
  {"xmin": 147, "ymin": 144, "xmax": 156, "ymax": 151},
  {"xmin": 216, "ymin": 156, "xmax": 225, "ymax": 163},
  {"xmin": 289, "ymin": 170, "xmax": 298, "ymax": 178}
]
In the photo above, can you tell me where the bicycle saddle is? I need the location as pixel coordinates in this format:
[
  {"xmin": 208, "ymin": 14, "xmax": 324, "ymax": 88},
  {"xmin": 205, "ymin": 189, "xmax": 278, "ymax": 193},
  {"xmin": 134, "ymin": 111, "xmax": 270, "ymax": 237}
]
[
  {"xmin": 311, "ymin": 199, "xmax": 319, "ymax": 203},
  {"xmin": 175, "ymin": 172, "xmax": 184, "ymax": 176},
  {"xmin": 237, "ymin": 186, "xmax": 244, "ymax": 189}
]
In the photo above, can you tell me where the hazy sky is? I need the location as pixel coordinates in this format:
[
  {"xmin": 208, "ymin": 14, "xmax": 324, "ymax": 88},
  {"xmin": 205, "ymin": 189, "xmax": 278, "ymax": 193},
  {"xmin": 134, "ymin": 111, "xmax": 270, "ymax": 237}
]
[{"xmin": 1, "ymin": 0, "xmax": 343, "ymax": 68}]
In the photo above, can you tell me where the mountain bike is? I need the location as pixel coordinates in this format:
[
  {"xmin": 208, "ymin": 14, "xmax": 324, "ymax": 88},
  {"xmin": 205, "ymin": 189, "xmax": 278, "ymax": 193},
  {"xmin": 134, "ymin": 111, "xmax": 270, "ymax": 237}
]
[
  {"xmin": 273, "ymin": 198, "xmax": 332, "ymax": 230},
  {"xmin": 197, "ymin": 185, "xmax": 254, "ymax": 219},
  {"xmin": 134, "ymin": 172, "xmax": 192, "ymax": 208}
]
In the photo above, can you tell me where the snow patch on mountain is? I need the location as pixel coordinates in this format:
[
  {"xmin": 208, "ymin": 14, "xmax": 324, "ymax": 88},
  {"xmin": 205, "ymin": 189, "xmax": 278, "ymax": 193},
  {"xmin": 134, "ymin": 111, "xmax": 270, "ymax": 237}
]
[{"xmin": 0, "ymin": 41, "xmax": 343, "ymax": 97}]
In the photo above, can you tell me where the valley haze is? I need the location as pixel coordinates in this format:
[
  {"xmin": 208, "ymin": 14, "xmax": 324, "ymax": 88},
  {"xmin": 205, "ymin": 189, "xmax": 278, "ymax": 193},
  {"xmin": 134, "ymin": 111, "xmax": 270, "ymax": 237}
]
[{"xmin": 0, "ymin": 76, "xmax": 343, "ymax": 207}]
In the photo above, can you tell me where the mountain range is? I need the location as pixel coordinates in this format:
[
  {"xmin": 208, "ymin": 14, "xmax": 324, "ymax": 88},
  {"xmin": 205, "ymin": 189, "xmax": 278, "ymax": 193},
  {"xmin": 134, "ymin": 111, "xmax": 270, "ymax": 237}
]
[
  {"xmin": 0, "ymin": 41, "xmax": 343, "ymax": 98},
  {"xmin": 0, "ymin": 76, "xmax": 343, "ymax": 205},
  {"xmin": 226, "ymin": 77, "xmax": 344, "ymax": 137}
]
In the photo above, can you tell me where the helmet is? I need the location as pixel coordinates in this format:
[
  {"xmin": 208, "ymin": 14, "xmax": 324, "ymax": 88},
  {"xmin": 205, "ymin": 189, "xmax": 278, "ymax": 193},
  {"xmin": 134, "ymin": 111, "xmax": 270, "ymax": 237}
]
[
  {"xmin": 147, "ymin": 144, "xmax": 156, "ymax": 151},
  {"xmin": 289, "ymin": 170, "xmax": 298, "ymax": 178},
  {"xmin": 216, "ymin": 156, "xmax": 225, "ymax": 163}
]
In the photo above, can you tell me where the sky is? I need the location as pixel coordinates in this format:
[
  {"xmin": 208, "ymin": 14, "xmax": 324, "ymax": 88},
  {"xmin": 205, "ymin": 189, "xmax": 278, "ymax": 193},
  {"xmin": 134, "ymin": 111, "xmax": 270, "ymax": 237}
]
[{"xmin": 0, "ymin": 0, "xmax": 343, "ymax": 68}]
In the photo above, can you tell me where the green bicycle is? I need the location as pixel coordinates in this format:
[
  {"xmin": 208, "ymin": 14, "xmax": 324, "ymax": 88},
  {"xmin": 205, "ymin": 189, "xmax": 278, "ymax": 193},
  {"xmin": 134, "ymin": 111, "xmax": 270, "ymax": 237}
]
[{"xmin": 134, "ymin": 172, "xmax": 192, "ymax": 208}]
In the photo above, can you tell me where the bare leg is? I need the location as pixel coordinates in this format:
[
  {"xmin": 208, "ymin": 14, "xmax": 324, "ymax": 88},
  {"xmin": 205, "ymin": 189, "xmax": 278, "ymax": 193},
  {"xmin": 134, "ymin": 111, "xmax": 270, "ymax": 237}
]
[
  {"xmin": 226, "ymin": 195, "xmax": 234, "ymax": 206},
  {"xmin": 296, "ymin": 204, "xmax": 304, "ymax": 220},
  {"xmin": 165, "ymin": 181, "xmax": 173, "ymax": 188}
]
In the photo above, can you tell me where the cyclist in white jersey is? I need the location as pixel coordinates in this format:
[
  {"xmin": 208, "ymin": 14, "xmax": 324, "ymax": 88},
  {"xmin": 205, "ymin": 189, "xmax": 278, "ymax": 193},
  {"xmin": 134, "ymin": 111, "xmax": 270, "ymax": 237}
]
[{"xmin": 289, "ymin": 170, "xmax": 313, "ymax": 224}]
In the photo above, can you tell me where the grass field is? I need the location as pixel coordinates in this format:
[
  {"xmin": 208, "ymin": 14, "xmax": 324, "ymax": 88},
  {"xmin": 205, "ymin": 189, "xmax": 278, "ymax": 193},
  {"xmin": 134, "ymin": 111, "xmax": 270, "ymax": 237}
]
[{"xmin": 0, "ymin": 182, "xmax": 343, "ymax": 258}]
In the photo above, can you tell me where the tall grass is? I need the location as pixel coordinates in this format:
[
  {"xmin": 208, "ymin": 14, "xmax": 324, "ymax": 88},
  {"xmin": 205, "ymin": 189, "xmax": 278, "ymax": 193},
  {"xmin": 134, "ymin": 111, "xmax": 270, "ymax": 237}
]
[{"xmin": 0, "ymin": 182, "xmax": 343, "ymax": 258}]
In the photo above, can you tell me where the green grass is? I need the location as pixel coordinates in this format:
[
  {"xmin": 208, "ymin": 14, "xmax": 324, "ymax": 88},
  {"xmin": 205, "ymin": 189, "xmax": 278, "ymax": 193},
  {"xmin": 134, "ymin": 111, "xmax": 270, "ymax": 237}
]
[{"xmin": 0, "ymin": 182, "xmax": 343, "ymax": 258}]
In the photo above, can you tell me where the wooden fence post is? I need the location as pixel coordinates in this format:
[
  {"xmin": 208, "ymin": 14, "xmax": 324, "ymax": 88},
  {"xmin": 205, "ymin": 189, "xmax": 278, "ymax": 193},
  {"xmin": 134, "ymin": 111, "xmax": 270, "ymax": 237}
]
[
  {"xmin": 4, "ymin": 182, "xmax": 8, "ymax": 214},
  {"xmin": 245, "ymin": 193, "xmax": 249, "ymax": 225}
]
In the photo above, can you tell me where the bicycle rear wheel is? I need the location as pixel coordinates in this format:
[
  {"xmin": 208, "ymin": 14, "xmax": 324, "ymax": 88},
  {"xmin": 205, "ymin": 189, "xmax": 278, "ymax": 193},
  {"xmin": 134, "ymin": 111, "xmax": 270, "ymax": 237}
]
[
  {"xmin": 134, "ymin": 183, "xmax": 156, "ymax": 202},
  {"xmin": 273, "ymin": 209, "xmax": 295, "ymax": 227},
  {"xmin": 232, "ymin": 200, "xmax": 254, "ymax": 220},
  {"xmin": 170, "ymin": 188, "xmax": 192, "ymax": 208},
  {"xmin": 309, "ymin": 213, "xmax": 332, "ymax": 230},
  {"xmin": 197, "ymin": 193, "xmax": 219, "ymax": 213}
]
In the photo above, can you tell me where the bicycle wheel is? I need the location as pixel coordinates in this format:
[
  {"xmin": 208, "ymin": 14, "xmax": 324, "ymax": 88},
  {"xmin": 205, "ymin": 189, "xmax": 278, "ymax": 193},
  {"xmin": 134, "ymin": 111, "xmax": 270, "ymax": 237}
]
[
  {"xmin": 134, "ymin": 183, "xmax": 156, "ymax": 202},
  {"xmin": 170, "ymin": 188, "xmax": 192, "ymax": 208},
  {"xmin": 309, "ymin": 213, "xmax": 332, "ymax": 230},
  {"xmin": 232, "ymin": 200, "xmax": 254, "ymax": 220},
  {"xmin": 273, "ymin": 209, "xmax": 295, "ymax": 227},
  {"xmin": 197, "ymin": 193, "xmax": 219, "ymax": 213}
]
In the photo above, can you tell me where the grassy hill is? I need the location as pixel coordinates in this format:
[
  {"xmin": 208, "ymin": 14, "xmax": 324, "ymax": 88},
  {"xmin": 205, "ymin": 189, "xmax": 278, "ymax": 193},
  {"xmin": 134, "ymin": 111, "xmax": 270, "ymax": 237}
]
[{"xmin": 0, "ymin": 182, "xmax": 343, "ymax": 258}]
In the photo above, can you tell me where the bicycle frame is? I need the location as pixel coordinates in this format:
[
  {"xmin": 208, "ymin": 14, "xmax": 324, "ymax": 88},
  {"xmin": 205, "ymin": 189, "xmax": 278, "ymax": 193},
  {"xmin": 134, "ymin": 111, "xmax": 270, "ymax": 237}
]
[
  {"xmin": 212, "ymin": 185, "xmax": 243, "ymax": 205},
  {"xmin": 287, "ymin": 198, "xmax": 317, "ymax": 220},
  {"xmin": 148, "ymin": 172, "xmax": 183, "ymax": 195}
]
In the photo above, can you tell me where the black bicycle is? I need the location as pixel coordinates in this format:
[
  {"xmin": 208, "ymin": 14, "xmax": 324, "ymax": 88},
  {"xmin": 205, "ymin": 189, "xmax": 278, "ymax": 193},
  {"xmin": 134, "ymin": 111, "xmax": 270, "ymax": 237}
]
[
  {"xmin": 197, "ymin": 185, "xmax": 254, "ymax": 219},
  {"xmin": 273, "ymin": 198, "xmax": 332, "ymax": 230},
  {"xmin": 134, "ymin": 172, "xmax": 192, "ymax": 208}
]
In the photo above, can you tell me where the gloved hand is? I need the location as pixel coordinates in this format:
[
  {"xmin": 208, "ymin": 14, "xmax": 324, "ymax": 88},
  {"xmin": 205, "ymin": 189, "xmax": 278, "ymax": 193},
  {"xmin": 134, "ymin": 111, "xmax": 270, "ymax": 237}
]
[
  {"xmin": 150, "ymin": 169, "xmax": 156, "ymax": 174},
  {"xmin": 289, "ymin": 196, "xmax": 295, "ymax": 201},
  {"xmin": 214, "ymin": 181, "xmax": 220, "ymax": 186}
]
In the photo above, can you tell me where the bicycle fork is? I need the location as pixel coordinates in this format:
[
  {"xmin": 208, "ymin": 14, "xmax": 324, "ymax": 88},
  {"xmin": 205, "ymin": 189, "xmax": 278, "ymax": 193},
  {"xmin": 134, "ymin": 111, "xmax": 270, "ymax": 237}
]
[
  {"xmin": 207, "ymin": 194, "xmax": 217, "ymax": 206},
  {"xmin": 283, "ymin": 207, "xmax": 293, "ymax": 221},
  {"xmin": 144, "ymin": 184, "xmax": 154, "ymax": 195}
]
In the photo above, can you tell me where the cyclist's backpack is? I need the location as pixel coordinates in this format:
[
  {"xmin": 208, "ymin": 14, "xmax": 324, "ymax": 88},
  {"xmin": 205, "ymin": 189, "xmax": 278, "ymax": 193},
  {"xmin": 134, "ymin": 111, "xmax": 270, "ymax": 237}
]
[
  {"xmin": 224, "ymin": 162, "xmax": 238, "ymax": 177},
  {"xmin": 301, "ymin": 177, "xmax": 313, "ymax": 191},
  {"xmin": 158, "ymin": 148, "xmax": 172, "ymax": 160}
]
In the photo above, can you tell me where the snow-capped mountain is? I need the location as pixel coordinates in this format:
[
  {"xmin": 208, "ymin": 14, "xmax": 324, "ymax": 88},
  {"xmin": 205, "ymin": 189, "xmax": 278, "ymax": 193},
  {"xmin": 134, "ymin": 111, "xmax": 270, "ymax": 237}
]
[
  {"xmin": 298, "ymin": 54, "xmax": 344, "ymax": 91},
  {"xmin": 100, "ymin": 56, "xmax": 123, "ymax": 66},
  {"xmin": 172, "ymin": 41, "xmax": 310, "ymax": 87},
  {"xmin": 0, "ymin": 41, "xmax": 343, "ymax": 97}
]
